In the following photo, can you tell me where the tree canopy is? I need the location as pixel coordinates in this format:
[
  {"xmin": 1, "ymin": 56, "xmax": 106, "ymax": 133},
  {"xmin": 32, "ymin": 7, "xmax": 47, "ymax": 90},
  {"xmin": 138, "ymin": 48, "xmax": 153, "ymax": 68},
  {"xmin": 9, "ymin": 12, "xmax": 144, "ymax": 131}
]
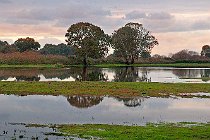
[
  {"xmin": 201, "ymin": 45, "xmax": 210, "ymax": 57},
  {"xmin": 14, "ymin": 37, "xmax": 40, "ymax": 52},
  {"xmin": 0, "ymin": 40, "xmax": 17, "ymax": 53},
  {"xmin": 40, "ymin": 43, "xmax": 74, "ymax": 56},
  {"xmin": 0, "ymin": 40, "xmax": 9, "ymax": 46},
  {"xmin": 112, "ymin": 22, "xmax": 158, "ymax": 64},
  {"xmin": 65, "ymin": 22, "xmax": 110, "ymax": 66}
]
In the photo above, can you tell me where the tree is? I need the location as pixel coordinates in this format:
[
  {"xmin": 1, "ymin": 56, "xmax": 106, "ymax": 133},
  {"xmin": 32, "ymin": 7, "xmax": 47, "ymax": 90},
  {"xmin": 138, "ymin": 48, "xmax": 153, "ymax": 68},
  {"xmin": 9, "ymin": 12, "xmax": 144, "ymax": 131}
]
[
  {"xmin": 0, "ymin": 40, "xmax": 9, "ymax": 53},
  {"xmin": 0, "ymin": 40, "xmax": 9, "ymax": 46},
  {"xmin": 112, "ymin": 22, "xmax": 158, "ymax": 64},
  {"xmin": 65, "ymin": 22, "xmax": 110, "ymax": 66},
  {"xmin": 201, "ymin": 45, "xmax": 210, "ymax": 57},
  {"xmin": 14, "ymin": 37, "xmax": 40, "ymax": 52},
  {"xmin": 141, "ymin": 51, "xmax": 151, "ymax": 58},
  {"xmin": 40, "ymin": 43, "xmax": 74, "ymax": 56},
  {"xmin": 0, "ymin": 40, "xmax": 17, "ymax": 53},
  {"xmin": 171, "ymin": 49, "xmax": 199, "ymax": 60}
]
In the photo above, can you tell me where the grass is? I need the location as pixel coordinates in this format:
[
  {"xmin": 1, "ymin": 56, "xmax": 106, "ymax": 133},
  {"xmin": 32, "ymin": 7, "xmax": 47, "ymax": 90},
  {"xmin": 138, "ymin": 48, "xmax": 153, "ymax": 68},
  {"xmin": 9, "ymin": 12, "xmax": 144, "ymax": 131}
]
[
  {"xmin": 0, "ymin": 63, "xmax": 210, "ymax": 68},
  {"xmin": 93, "ymin": 63, "xmax": 210, "ymax": 68},
  {"xmin": 0, "ymin": 81, "xmax": 209, "ymax": 97},
  {"xmin": 29, "ymin": 123, "xmax": 210, "ymax": 140}
]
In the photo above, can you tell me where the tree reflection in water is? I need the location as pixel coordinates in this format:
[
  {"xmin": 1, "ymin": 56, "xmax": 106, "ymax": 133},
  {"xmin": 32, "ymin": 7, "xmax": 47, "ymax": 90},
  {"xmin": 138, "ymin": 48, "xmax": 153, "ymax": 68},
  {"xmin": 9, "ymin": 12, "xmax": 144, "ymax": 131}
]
[
  {"xmin": 201, "ymin": 69, "xmax": 210, "ymax": 78},
  {"xmin": 201, "ymin": 69, "xmax": 210, "ymax": 82},
  {"xmin": 66, "ymin": 95, "xmax": 146, "ymax": 108},
  {"xmin": 1, "ymin": 67, "xmax": 209, "ymax": 82},
  {"xmin": 70, "ymin": 67, "xmax": 108, "ymax": 81},
  {"xmin": 172, "ymin": 69, "xmax": 200, "ymax": 78},
  {"xmin": 42, "ymin": 69, "xmax": 72, "ymax": 80},
  {"xmin": 67, "ymin": 95, "xmax": 104, "ymax": 108},
  {"xmin": 114, "ymin": 67, "xmax": 150, "ymax": 82},
  {"xmin": 116, "ymin": 97, "xmax": 145, "ymax": 107},
  {"xmin": 172, "ymin": 68, "xmax": 210, "ymax": 82},
  {"xmin": 16, "ymin": 76, "xmax": 40, "ymax": 81}
]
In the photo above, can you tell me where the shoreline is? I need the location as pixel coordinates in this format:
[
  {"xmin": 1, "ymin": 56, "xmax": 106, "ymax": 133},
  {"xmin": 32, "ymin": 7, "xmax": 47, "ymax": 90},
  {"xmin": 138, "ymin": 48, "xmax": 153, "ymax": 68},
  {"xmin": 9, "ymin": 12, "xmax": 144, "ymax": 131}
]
[{"xmin": 0, "ymin": 63, "xmax": 210, "ymax": 68}]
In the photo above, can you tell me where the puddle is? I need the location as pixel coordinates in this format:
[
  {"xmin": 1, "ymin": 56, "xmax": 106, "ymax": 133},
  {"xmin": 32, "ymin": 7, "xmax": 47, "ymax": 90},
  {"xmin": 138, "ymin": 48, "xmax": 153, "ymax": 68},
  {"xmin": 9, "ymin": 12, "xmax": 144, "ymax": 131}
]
[
  {"xmin": 179, "ymin": 92, "xmax": 210, "ymax": 97},
  {"xmin": 0, "ymin": 123, "xmax": 84, "ymax": 140},
  {"xmin": 0, "ymin": 94, "xmax": 210, "ymax": 126},
  {"xmin": 1, "ymin": 94, "xmax": 210, "ymax": 138}
]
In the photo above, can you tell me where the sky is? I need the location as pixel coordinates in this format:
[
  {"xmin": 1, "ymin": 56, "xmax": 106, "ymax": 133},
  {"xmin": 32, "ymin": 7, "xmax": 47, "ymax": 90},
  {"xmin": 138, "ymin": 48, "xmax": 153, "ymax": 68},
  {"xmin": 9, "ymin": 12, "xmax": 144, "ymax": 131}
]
[{"xmin": 0, "ymin": 0, "xmax": 210, "ymax": 55}]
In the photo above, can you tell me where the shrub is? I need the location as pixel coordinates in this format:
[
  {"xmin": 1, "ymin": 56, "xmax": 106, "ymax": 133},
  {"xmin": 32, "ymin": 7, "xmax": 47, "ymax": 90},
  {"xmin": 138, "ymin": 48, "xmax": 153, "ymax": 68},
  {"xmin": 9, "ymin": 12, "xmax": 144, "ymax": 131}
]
[{"xmin": 0, "ymin": 51, "xmax": 70, "ymax": 65}]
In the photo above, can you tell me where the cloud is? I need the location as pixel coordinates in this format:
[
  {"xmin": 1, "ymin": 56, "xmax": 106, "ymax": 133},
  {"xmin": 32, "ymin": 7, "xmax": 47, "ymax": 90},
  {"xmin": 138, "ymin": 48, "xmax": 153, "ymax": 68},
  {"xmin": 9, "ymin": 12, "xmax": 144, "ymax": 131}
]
[
  {"xmin": 124, "ymin": 11, "xmax": 175, "ymax": 33},
  {"xmin": 124, "ymin": 10, "xmax": 210, "ymax": 33},
  {"xmin": 125, "ymin": 11, "xmax": 173, "ymax": 20},
  {"xmin": 38, "ymin": 37, "xmax": 64, "ymax": 47},
  {"xmin": 1, "ymin": 0, "xmax": 210, "ymax": 55},
  {"xmin": 152, "ymin": 31, "xmax": 210, "ymax": 55},
  {"xmin": 147, "ymin": 12, "xmax": 174, "ymax": 20},
  {"xmin": 2, "ymin": 3, "xmax": 111, "ymax": 25},
  {"xmin": 0, "ymin": 23, "xmax": 65, "ymax": 36},
  {"xmin": 191, "ymin": 19, "xmax": 210, "ymax": 30},
  {"xmin": 125, "ymin": 11, "xmax": 146, "ymax": 20},
  {"xmin": 0, "ymin": 0, "xmax": 10, "ymax": 3}
]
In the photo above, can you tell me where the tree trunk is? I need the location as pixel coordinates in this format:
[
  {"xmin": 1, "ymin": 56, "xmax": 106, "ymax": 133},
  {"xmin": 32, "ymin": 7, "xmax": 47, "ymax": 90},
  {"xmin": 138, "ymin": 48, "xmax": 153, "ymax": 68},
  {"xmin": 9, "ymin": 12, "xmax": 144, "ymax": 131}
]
[
  {"xmin": 82, "ymin": 66, "xmax": 87, "ymax": 81},
  {"xmin": 125, "ymin": 59, "xmax": 130, "ymax": 65},
  {"xmin": 131, "ymin": 56, "xmax": 135, "ymax": 64},
  {"xmin": 83, "ymin": 57, "xmax": 87, "ymax": 66},
  {"xmin": 125, "ymin": 57, "xmax": 130, "ymax": 65}
]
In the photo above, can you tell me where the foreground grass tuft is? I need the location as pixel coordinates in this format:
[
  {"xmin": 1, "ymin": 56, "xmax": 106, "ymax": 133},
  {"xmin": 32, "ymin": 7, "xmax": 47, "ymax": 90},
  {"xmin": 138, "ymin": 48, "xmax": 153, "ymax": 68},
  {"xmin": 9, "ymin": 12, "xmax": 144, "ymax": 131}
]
[
  {"xmin": 93, "ymin": 63, "xmax": 210, "ymax": 68},
  {"xmin": 0, "ymin": 63, "xmax": 210, "ymax": 68},
  {"xmin": 55, "ymin": 123, "xmax": 210, "ymax": 140}
]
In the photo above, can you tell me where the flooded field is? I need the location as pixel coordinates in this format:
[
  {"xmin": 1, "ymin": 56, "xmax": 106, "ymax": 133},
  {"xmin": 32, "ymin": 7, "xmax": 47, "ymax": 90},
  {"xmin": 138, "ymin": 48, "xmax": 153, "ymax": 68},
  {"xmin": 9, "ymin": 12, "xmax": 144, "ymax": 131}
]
[
  {"xmin": 1, "ymin": 94, "xmax": 210, "ymax": 126},
  {"xmin": 0, "ymin": 67, "xmax": 210, "ymax": 139},
  {"xmin": 0, "ymin": 123, "xmax": 78, "ymax": 140},
  {"xmin": 0, "ymin": 67, "xmax": 210, "ymax": 83},
  {"xmin": 1, "ymin": 93, "xmax": 210, "ymax": 139}
]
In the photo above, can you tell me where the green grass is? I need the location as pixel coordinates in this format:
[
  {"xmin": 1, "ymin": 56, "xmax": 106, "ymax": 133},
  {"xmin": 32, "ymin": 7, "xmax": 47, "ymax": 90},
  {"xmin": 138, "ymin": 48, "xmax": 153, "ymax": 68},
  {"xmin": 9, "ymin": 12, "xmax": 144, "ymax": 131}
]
[
  {"xmin": 93, "ymin": 63, "xmax": 210, "ymax": 68},
  {"xmin": 54, "ymin": 123, "xmax": 210, "ymax": 140},
  {"xmin": 0, "ymin": 81, "xmax": 209, "ymax": 97},
  {"xmin": 1, "ymin": 63, "xmax": 210, "ymax": 68}
]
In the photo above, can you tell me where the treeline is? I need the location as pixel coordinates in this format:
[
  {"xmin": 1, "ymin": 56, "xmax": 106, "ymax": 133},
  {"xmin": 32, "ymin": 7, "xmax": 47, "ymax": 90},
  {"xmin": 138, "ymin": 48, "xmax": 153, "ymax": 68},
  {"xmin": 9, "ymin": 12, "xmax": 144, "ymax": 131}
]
[
  {"xmin": 0, "ymin": 22, "xmax": 210, "ymax": 65},
  {"xmin": 0, "ymin": 38, "xmax": 74, "ymax": 56},
  {"xmin": 0, "ymin": 38, "xmax": 71, "ymax": 65}
]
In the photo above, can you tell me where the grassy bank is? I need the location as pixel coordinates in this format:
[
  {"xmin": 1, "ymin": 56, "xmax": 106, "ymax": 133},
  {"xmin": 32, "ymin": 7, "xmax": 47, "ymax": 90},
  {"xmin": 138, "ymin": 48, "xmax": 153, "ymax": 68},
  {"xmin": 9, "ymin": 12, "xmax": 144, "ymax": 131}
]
[
  {"xmin": 29, "ymin": 123, "xmax": 210, "ymax": 140},
  {"xmin": 0, "ymin": 81, "xmax": 209, "ymax": 96},
  {"xmin": 0, "ymin": 63, "xmax": 210, "ymax": 68},
  {"xmin": 93, "ymin": 63, "xmax": 210, "ymax": 68}
]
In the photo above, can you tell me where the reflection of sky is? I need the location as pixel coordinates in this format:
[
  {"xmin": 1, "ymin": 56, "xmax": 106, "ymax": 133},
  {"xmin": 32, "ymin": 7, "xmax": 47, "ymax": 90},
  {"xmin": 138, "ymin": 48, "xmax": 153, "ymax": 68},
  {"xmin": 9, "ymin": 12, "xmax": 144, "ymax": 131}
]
[
  {"xmin": 1, "ymin": 95, "xmax": 210, "ymax": 125},
  {"xmin": 101, "ymin": 68, "xmax": 115, "ymax": 82},
  {"xmin": 0, "ymin": 123, "xmax": 71, "ymax": 140},
  {"xmin": 38, "ymin": 74, "xmax": 75, "ymax": 81}
]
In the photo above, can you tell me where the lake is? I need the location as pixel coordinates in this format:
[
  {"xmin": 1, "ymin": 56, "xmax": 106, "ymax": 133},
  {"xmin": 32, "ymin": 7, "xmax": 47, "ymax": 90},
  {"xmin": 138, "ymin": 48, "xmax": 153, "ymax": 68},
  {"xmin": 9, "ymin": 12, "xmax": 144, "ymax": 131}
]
[{"xmin": 0, "ymin": 67, "xmax": 210, "ymax": 83}]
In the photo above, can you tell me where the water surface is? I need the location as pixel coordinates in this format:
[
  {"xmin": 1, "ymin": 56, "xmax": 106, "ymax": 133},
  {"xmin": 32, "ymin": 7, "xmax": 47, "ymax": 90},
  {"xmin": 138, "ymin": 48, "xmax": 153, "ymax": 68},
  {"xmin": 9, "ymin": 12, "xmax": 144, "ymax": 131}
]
[
  {"xmin": 0, "ymin": 67, "xmax": 210, "ymax": 83},
  {"xmin": 1, "ymin": 94, "xmax": 210, "ymax": 125}
]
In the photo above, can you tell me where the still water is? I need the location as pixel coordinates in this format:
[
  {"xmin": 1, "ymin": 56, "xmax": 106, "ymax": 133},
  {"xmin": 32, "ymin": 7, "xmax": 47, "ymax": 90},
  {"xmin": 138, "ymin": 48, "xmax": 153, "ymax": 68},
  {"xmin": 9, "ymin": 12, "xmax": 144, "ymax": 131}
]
[
  {"xmin": 1, "ymin": 94, "xmax": 210, "ymax": 139},
  {"xmin": 1, "ymin": 94, "xmax": 210, "ymax": 125},
  {"xmin": 0, "ymin": 67, "xmax": 210, "ymax": 83}
]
